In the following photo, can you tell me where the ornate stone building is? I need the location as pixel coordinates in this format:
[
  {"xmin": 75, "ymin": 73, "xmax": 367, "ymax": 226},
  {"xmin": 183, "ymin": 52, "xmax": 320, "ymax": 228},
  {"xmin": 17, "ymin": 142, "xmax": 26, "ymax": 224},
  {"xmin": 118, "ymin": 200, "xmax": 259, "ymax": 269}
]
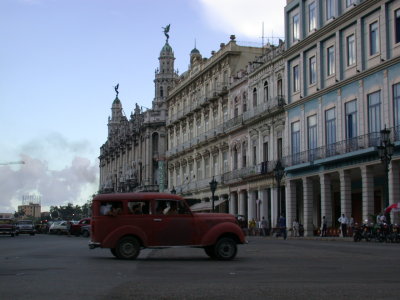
[
  {"xmin": 99, "ymin": 34, "xmax": 178, "ymax": 193},
  {"xmin": 166, "ymin": 35, "xmax": 286, "ymax": 226}
]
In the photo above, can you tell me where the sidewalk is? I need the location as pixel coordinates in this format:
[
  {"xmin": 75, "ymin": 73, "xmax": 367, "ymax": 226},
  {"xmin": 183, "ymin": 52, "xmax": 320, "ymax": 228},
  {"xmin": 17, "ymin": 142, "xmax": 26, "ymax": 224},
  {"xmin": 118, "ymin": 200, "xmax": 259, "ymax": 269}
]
[{"xmin": 248, "ymin": 235, "xmax": 354, "ymax": 242}]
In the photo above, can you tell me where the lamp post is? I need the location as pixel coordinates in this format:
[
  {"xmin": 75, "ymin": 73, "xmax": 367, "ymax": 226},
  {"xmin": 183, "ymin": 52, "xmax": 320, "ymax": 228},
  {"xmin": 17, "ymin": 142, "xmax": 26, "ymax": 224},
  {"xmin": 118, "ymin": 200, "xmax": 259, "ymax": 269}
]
[
  {"xmin": 170, "ymin": 186, "xmax": 176, "ymax": 194},
  {"xmin": 273, "ymin": 160, "xmax": 285, "ymax": 216},
  {"xmin": 377, "ymin": 126, "xmax": 395, "ymax": 216},
  {"xmin": 209, "ymin": 176, "xmax": 218, "ymax": 213}
]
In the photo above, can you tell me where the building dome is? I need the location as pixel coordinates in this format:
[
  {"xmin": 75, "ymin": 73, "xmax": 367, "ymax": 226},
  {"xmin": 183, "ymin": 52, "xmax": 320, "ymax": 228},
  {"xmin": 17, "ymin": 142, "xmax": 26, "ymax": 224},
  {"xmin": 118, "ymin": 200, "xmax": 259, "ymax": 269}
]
[
  {"xmin": 190, "ymin": 47, "xmax": 200, "ymax": 55},
  {"xmin": 160, "ymin": 42, "xmax": 173, "ymax": 56}
]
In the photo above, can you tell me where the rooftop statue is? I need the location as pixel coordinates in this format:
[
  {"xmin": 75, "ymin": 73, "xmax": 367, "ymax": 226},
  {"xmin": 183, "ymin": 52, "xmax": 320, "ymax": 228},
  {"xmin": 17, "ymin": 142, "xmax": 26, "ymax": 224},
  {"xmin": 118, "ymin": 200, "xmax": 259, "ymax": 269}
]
[
  {"xmin": 162, "ymin": 24, "xmax": 170, "ymax": 42},
  {"xmin": 114, "ymin": 83, "xmax": 119, "ymax": 97}
]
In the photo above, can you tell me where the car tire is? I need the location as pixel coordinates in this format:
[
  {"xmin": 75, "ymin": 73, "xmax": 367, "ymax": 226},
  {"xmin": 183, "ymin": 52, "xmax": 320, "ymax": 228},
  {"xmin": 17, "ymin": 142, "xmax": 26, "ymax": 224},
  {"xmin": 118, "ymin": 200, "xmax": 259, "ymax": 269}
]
[
  {"xmin": 204, "ymin": 246, "xmax": 217, "ymax": 259},
  {"xmin": 115, "ymin": 237, "xmax": 140, "ymax": 260},
  {"xmin": 30, "ymin": 233, "xmax": 35, "ymax": 236},
  {"xmin": 82, "ymin": 231, "xmax": 90, "ymax": 238},
  {"xmin": 11, "ymin": 233, "xmax": 15, "ymax": 237},
  {"xmin": 214, "ymin": 237, "xmax": 237, "ymax": 261}
]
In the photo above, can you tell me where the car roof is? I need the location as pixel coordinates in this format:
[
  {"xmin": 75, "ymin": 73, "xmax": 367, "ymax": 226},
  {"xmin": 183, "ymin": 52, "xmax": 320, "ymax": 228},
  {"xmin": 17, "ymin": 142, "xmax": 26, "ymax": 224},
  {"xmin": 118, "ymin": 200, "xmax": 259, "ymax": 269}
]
[{"xmin": 93, "ymin": 192, "xmax": 184, "ymax": 202}]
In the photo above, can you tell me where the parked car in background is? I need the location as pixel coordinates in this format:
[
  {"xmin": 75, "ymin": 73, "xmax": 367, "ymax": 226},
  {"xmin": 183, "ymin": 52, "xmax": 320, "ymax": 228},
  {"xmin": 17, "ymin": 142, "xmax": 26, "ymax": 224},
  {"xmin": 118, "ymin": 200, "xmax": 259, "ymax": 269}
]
[
  {"xmin": 0, "ymin": 218, "xmax": 16, "ymax": 237},
  {"xmin": 70, "ymin": 218, "xmax": 91, "ymax": 236},
  {"xmin": 16, "ymin": 220, "xmax": 35, "ymax": 235},
  {"xmin": 81, "ymin": 224, "xmax": 91, "ymax": 237},
  {"xmin": 49, "ymin": 221, "xmax": 68, "ymax": 234}
]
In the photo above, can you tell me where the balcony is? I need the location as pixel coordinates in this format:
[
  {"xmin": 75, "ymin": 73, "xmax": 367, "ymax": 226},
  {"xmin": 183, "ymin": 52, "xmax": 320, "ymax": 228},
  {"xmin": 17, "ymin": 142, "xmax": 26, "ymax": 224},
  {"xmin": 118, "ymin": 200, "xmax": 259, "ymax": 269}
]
[
  {"xmin": 243, "ymin": 95, "xmax": 286, "ymax": 122},
  {"xmin": 283, "ymin": 130, "xmax": 394, "ymax": 169},
  {"xmin": 222, "ymin": 164, "xmax": 261, "ymax": 184}
]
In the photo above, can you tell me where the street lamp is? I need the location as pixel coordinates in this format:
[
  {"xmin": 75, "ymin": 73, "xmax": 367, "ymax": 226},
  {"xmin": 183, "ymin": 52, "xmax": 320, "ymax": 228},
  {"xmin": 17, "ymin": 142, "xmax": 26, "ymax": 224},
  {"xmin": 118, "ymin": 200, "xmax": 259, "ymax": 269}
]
[
  {"xmin": 170, "ymin": 186, "xmax": 176, "ymax": 194},
  {"xmin": 377, "ymin": 126, "xmax": 395, "ymax": 214},
  {"xmin": 209, "ymin": 176, "xmax": 218, "ymax": 213},
  {"xmin": 273, "ymin": 160, "xmax": 285, "ymax": 216}
]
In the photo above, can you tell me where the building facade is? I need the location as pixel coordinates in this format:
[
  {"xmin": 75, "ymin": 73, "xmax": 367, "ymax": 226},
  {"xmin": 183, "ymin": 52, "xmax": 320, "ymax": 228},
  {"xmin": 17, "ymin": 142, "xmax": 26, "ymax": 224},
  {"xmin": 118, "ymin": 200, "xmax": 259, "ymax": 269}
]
[
  {"xmin": 283, "ymin": 0, "xmax": 400, "ymax": 236},
  {"xmin": 166, "ymin": 35, "xmax": 286, "ymax": 226},
  {"xmin": 18, "ymin": 202, "xmax": 41, "ymax": 218},
  {"xmin": 99, "ymin": 35, "xmax": 178, "ymax": 193}
]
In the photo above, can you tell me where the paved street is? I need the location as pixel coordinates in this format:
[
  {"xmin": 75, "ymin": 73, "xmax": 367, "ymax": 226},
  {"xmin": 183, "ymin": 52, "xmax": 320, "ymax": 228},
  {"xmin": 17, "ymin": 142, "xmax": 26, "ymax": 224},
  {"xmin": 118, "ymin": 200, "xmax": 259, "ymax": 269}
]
[{"xmin": 1, "ymin": 234, "xmax": 400, "ymax": 300}]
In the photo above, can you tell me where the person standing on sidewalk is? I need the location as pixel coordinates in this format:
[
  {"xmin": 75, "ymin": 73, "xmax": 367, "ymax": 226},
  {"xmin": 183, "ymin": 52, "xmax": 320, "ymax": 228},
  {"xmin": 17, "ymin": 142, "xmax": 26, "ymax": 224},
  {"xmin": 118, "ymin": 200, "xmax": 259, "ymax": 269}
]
[
  {"xmin": 278, "ymin": 215, "xmax": 287, "ymax": 240},
  {"xmin": 292, "ymin": 219, "xmax": 300, "ymax": 237},
  {"xmin": 261, "ymin": 216, "xmax": 269, "ymax": 236},
  {"xmin": 338, "ymin": 214, "xmax": 348, "ymax": 237}
]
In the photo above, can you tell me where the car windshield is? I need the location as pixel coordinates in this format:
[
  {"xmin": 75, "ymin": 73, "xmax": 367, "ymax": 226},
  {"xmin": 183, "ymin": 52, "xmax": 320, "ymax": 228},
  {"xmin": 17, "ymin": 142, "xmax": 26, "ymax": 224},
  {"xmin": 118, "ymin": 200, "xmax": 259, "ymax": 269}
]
[{"xmin": 17, "ymin": 221, "xmax": 32, "ymax": 224}]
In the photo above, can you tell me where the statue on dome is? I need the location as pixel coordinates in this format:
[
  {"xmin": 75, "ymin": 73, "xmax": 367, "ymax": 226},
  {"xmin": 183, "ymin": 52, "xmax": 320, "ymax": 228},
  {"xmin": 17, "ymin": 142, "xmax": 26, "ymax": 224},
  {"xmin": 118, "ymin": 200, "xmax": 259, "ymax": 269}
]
[
  {"xmin": 162, "ymin": 24, "xmax": 170, "ymax": 42},
  {"xmin": 114, "ymin": 83, "xmax": 119, "ymax": 97}
]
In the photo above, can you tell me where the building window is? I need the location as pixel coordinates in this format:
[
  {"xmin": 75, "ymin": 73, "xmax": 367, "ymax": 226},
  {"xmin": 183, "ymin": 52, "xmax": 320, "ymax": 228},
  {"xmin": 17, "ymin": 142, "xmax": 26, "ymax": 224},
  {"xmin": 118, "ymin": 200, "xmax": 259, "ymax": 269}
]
[
  {"xmin": 396, "ymin": 9, "xmax": 400, "ymax": 44},
  {"xmin": 233, "ymin": 147, "xmax": 238, "ymax": 170},
  {"xmin": 368, "ymin": 91, "xmax": 381, "ymax": 134},
  {"xmin": 327, "ymin": 46, "xmax": 335, "ymax": 76},
  {"xmin": 346, "ymin": 0, "xmax": 355, "ymax": 7},
  {"xmin": 326, "ymin": 0, "xmax": 335, "ymax": 20},
  {"xmin": 307, "ymin": 115, "xmax": 318, "ymax": 150},
  {"xmin": 263, "ymin": 81, "xmax": 269, "ymax": 102},
  {"xmin": 309, "ymin": 2, "xmax": 316, "ymax": 32},
  {"xmin": 370, "ymin": 21, "xmax": 379, "ymax": 56},
  {"xmin": 253, "ymin": 145, "xmax": 257, "ymax": 166},
  {"xmin": 243, "ymin": 92, "xmax": 247, "ymax": 113},
  {"xmin": 213, "ymin": 154, "xmax": 218, "ymax": 175},
  {"xmin": 309, "ymin": 56, "xmax": 316, "ymax": 85},
  {"xmin": 293, "ymin": 14, "xmax": 300, "ymax": 41},
  {"xmin": 293, "ymin": 65, "xmax": 299, "ymax": 92},
  {"xmin": 394, "ymin": 83, "xmax": 400, "ymax": 127},
  {"xmin": 223, "ymin": 105, "xmax": 228, "ymax": 121},
  {"xmin": 253, "ymin": 88, "xmax": 257, "ymax": 107},
  {"xmin": 325, "ymin": 108, "xmax": 336, "ymax": 145},
  {"xmin": 345, "ymin": 100, "xmax": 358, "ymax": 139},
  {"xmin": 277, "ymin": 78, "xmax": 283, "ymax": 96},
  {"xmin": 204, "ymin": 156, "xmax": 210, "ymax": 179},
  {"xmin": 346, "ymin": 34, "xmax": 356, "ymax": 66},
  {"xmin": 277, "ymin": 138, "xmax": 283, "ymax": 159},
  {"xmin": 242, "ymin": 142, "xmax": 247, "ymax": 168},
  {"xmin": 222, "ymin": 151, "xmax": 228, "ymax": 173},
  {"xmin": 291, "ymin": 121, "xmax": 300, "ymax": 162},
  {"xmin": 263, "ymin": 142, "xmax": 268, "ymax": 161}
]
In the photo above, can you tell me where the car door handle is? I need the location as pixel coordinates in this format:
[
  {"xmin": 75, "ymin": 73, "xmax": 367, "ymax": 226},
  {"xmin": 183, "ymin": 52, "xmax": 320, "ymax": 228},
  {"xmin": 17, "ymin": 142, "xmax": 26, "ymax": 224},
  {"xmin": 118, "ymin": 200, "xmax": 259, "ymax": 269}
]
[{"xmin": 153, "ymin": 218, "xmax": 163, "ymax": 222}]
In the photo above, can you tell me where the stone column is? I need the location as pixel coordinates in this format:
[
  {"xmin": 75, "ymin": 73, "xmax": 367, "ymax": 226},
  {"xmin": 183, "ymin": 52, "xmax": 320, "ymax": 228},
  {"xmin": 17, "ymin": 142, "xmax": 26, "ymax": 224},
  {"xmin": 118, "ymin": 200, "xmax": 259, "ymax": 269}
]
[
  {"xmin": 271, "ymin": 187, "xmax": 278, "ymax": 227},
  {"xmin": 229, "ymin": 192, "xmax": 238, "ymax": 215},
  {"xmin": 303, "ymin": 177, "xmax": 314, "ymax": 237},
  {"xmin": 339, "ymin": 169, "xmax": 352, "ymax": 218},
  {"xmin": 260, "ymin": 189, "xmax": 269, "ymax": 221},
  {"xmin": 286, "ymin": 179, "xmax": 297, "ymax": 229},
  {"xmin": 247, "ymin": 191, "xmax": 256, "ymax": 221},
  {"xmin": 389, "ymin": 162, "xmax": 400, "ymax": 223},
  {"xmin": 320, "ymin": 173, "xmax": 332, "ymax": 227},
  {"xmin": 361, "ymin": 165, "xmax": 374, "ymax": 224},
  {"xmin": 238, "ymin": 191, "xmax": 246, "ymax": 216}
]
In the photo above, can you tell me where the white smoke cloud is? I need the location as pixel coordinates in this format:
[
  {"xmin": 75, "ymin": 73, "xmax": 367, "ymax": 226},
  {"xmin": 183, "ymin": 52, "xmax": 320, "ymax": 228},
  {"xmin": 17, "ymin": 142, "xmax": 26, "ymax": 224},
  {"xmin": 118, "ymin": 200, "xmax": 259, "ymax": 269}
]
[
  {"xmin": 198, "ymin": 0, "xmax": 285, "ymax": 41},
  {"xmin": 0, "ymin": 133, "xmax": 99, "ymax": 213}
]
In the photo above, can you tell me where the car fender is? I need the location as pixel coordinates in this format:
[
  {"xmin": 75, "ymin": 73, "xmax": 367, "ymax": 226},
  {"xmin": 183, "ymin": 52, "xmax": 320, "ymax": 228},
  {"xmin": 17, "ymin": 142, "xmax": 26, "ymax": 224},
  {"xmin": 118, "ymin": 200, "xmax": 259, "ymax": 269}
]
[
  {"xmin": 200, "ymin": 222, "xmax": 245, "ymax": 246},
  {"xmin": 102, "ymin": 225, "xmax": 148, "ymax": 248}
]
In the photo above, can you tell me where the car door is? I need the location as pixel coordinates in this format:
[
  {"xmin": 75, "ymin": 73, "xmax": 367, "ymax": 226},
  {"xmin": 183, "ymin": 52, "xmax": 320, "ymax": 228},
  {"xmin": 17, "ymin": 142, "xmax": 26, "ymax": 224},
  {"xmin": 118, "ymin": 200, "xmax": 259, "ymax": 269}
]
[{"xmin": 149, "ymin": 199, "xmax": 195, "ymax": 246}]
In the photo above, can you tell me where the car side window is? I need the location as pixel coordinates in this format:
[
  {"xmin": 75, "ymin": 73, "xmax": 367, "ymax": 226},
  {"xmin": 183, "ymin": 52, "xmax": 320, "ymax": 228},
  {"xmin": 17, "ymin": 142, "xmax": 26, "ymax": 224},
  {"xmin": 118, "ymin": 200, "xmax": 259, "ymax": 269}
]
[
  {"xmin": 155, "ymin": 200, "xmax": 190, "ymax": 215},
  {"xmin": 128, "ymin": 201, "xmax": 150, "ymax": 215},
  {"xmin": 99, "ymin": 201, "xmax": 122, "ymax": 216}
]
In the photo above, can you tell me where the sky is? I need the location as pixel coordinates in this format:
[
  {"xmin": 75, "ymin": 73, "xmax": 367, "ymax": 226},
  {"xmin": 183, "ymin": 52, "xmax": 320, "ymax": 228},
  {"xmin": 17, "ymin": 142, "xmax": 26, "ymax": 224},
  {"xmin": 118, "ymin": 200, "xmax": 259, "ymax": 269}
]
[{"xmin": 0, "ymin": 0, "xmax": 285, "ymax": 213}]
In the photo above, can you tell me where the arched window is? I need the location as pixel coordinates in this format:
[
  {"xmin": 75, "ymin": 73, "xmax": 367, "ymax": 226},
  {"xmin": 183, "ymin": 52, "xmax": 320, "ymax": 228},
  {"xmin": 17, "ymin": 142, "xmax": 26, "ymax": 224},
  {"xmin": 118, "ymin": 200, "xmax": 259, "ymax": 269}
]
[
  {"xmin": 160, "ymin": 86, "xmax": 164, "ymax": 98},
  {"xmin": 233, "ymin": 146, "xmax": 238, "ymax": 170},
  {"xmin": 253, "ymin": 88, "xmax": 257, "ymax": 107},
  {"xmin": 263, "ymin": 81, "xmax": 269, "ymax": 102}
]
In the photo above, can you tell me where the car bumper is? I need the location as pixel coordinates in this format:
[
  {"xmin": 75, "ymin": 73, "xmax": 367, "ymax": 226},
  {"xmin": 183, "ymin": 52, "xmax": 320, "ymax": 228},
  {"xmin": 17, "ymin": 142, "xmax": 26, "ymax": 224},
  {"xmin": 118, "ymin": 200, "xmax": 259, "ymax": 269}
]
[{"xmin": 89, "ymin": 241, "xmax": 101, "ymax": 249}]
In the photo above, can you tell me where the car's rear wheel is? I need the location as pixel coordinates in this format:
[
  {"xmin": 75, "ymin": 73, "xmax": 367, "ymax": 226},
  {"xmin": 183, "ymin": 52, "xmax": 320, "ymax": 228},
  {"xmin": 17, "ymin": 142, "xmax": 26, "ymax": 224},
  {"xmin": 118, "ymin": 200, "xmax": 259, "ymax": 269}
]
[
  {"xmin": 110, "ymin": 248, "xmax": 117, "ymax": 257},
  {"xmin": 115, "ymin": 237, "xmax": 140, "ymax": 260},
  {"xmin": 204, "ymin": 246, "xmax": 217, "ymax": 259},
  {"xmin": 214, "ymin": 237, "xmax": 237, "ymax": 261}
]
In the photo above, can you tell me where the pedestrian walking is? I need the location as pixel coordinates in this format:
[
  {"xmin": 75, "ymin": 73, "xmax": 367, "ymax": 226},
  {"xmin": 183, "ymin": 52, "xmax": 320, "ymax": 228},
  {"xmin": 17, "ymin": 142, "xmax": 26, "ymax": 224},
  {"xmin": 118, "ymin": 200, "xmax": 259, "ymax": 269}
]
[
  {"xmin": 248, "ymin": 218, "xmax": 256, "ymax": 236},
  {"xmin": 261, "ymin": 216, "xmax": 269, "ymax": 236},
  {"xmin": 292, "ymin": 219, "xmax": 300, "ymax": 237},
  {"xmin": 338, "ymin": 214, "xmax": 348, "ymax": 237},
  {"xmin": 278, "ymin": 215, "xmax": 287, "ymax": 240}
]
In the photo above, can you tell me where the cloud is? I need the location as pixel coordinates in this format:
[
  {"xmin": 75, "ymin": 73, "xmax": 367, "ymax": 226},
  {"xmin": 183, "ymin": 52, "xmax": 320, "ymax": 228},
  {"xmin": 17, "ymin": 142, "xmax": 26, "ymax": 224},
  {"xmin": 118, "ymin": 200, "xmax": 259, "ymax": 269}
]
[
  {"xmin": 0, "ymin": 133, "xmax": 99, "ymax": 213},
  {"xmin": 198, "ymin": 0, "xmax": 285, "ymax": 42}
]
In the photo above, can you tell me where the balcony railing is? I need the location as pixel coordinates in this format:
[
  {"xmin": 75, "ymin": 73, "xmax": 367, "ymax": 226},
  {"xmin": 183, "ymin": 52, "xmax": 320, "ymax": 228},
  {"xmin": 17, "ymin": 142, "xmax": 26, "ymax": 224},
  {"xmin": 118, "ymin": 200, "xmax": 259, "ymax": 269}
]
[{"xmin": 283, "ymin": 130, "xmax": 390, "ymax": 168}]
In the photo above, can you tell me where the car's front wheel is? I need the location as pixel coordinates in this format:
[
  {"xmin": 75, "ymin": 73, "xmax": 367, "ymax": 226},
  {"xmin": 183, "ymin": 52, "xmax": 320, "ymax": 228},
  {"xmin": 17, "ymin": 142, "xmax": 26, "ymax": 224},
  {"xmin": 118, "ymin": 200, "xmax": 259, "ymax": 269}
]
[
  {"xmin": 115, "ymin": 237, "xmax": 140, "ymax": 260},
  {"xmin": 214, "ymin": 237, "xmax": 237, "ymax": 261}
]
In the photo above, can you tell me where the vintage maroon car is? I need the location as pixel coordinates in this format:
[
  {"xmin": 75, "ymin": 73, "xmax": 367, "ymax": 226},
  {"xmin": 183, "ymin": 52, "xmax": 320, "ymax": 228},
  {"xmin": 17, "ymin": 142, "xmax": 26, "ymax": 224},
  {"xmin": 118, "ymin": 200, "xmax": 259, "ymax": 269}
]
[
  {"xmin": 70, "ymin": 218, "xmax": 91, "ymax": 236},
  {"xmin": 89, "ymin": 193, "xmax": 246, "ymax": 260}
]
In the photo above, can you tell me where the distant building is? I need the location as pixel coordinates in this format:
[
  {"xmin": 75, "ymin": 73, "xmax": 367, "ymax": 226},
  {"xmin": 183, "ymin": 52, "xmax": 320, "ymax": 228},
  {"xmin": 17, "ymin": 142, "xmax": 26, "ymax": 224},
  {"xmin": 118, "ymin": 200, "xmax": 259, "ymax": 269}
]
[
  {"xmin": 0, "ymin": 213, "xmax": 14, "ymax": 219},
  {"xmin": 18, "ymin": 202, "xmax": 41, "ymax": 218}
]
